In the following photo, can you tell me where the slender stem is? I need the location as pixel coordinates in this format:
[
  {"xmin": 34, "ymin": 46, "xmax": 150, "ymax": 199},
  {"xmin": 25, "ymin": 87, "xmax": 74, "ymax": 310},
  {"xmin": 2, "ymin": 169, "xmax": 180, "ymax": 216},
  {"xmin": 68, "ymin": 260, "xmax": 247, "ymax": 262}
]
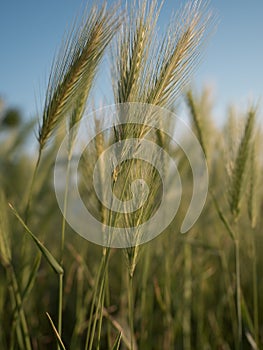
[
  {"xmin": 85, "ymin": 248, "xmax": 110, "ymax": 350},
  {"xmin": 8, "ymin": 269, "xmax": 25, "ymax": 350},
  {"xmin": 183, "ymin": 242, "xmax": 192, "ymax": 350},
  {"xmin": 139, "ymin": 246, "xmax": 150, "ymax": 349},
  {"xmin": 57, "ymin": 157, "xmax": 71, "ymax": 347},
  {"xmin": 220, "ymin": 252, "xmax": 238, "ymax": 350},
  {"xmin": 85, "ymin": 256, "xmax": 104, "ymax": 350},
  {"xmin": 105, "ymin": 269, "xmax": 112, "ymax": 349},
  {"xmin": 24, "ymin": 149, "xmax": 42, "ymax": 224},
  {"xmin": 128, "ymin": 274, "xmax": 134, "ymax": 350},
  {"xmin": 8, "ymin": 148, "xmax": 42, "ymax": 350},
  {"xmin": 57, "ymin": 274, "xmax": 64, "ymax": 343},
  {"xmin": 21, "ymin": 149, "xmax": 42, "ymax": 281},
  {"xmin": 88, "ymin": 254, "xmax": 109, "ymax": 350},
  {"xmin": 96, "ymin": 280, "xmax": 106, "ymax": 350},
  {"xmin": 252, "ymin": 235, "xmax": 259, "ymax": 347},
  {"xmin": 235, "ymin": 238, "xmax": 242, "ymax": 349},
  {"xmin": 60, "ymin": 159, "xmax": 71, "ymax": 262},
  {"xmin": 164, "ymin": 238, "xmax": 173, "ymax": 349},
  {"xmin": 7, "ymin": 265, "xmax": 32, "ymax": 350}
]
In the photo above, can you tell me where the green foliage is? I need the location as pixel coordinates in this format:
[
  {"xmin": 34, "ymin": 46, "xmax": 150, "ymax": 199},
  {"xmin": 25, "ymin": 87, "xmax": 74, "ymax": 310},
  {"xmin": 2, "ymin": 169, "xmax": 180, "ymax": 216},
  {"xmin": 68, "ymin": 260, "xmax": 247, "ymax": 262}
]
[{"xmin": 1, "ymin": 108, "xmax": 21, "ymax": 128}]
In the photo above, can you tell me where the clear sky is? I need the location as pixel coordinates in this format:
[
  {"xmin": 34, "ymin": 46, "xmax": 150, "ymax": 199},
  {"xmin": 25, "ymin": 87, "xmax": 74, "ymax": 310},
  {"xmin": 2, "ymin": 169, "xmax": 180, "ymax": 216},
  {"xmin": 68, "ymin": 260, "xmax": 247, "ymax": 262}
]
[{"xmin": 0, "ymin": 0, "xmax": 262, "ymax": 123}]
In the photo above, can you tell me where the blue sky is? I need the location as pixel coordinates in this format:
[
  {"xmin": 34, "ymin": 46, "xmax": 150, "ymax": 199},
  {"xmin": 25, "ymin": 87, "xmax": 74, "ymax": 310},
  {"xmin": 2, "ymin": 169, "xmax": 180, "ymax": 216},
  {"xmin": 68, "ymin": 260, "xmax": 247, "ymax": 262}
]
[{"xmin": 0, "ymin": 0, "xmax": 262, "ymax": 123}]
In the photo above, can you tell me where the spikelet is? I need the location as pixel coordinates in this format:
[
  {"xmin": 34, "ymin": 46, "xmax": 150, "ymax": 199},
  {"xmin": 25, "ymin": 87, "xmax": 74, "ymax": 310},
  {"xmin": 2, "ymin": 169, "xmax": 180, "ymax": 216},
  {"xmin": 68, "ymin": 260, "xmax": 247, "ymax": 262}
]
[{"xmin": 112, "ymin": 0, "xmax": 160, "ymax": 105}]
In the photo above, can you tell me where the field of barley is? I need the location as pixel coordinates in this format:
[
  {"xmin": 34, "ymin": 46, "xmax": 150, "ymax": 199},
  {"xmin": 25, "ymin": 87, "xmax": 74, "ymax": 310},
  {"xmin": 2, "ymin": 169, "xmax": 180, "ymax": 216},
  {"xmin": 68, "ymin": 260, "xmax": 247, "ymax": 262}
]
[{"xmin": 0, "ymin": 1, "xmax": 262, "ymax": 349}]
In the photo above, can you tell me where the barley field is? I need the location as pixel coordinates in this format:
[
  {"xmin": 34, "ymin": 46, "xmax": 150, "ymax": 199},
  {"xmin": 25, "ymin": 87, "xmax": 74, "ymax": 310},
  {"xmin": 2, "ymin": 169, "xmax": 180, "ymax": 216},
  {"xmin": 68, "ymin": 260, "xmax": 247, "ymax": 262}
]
[{"xmin": 0, "ymin": 1, "xmax": 262, "ymax": 349}]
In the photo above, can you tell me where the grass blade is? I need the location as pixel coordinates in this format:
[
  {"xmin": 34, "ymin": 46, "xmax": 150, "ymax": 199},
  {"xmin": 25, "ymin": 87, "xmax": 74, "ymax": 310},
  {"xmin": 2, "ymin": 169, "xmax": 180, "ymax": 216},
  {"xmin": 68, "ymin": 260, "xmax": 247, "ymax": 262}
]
[
  {"xmin": 9, "ymin": 203, "xmax": 63, "ymax": 275},
  {"xmin": 0, "ymin": 190, "xmax": 12, "ymax": 267},
  {"xmin": 211, "ymin": 192, "xmax": 235, "ymax": 241},
  {"xmin": 46, "ymin": 313, "xmax": 67, "ymax": 350},
  {"xmin": 21, "ymin": 253, "xmax": 42, "ymax": 299},
  {"xmin": 111, "ymin": 332, "xmax": 122, "ymax": 350}
]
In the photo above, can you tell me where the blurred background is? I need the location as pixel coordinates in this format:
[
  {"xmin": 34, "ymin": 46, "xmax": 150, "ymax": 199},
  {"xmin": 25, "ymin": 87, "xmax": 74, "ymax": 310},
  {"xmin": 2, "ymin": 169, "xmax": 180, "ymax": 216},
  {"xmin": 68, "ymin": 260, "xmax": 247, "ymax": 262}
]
[{"xmin": 0, "ymin": 0, "xmax": 262, "ymax": 125}]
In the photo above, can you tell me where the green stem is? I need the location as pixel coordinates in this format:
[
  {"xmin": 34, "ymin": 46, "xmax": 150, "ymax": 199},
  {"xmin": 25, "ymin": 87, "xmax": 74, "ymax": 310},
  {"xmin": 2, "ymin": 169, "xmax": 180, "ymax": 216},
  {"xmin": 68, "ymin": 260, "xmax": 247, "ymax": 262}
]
[
  {"xmin": 88, "ymin": 256, "xmax": 108, "ymax": 350},
  {"xmin": 7, "ymin": 265, "xmax": 32, "ymax": 350},
  {"xmin": 252, "ymin": 235, "xmax": 259, "ymax": 347},
  {"xmin": 60, "ymin": 158, "xmax": 71, "ymax": 262},
  {"xmin": 105, "ymin": 270, "xmax": 112, "ymax": 349},
  {"xmin": 183, "ymin": 242, "xmax": 192, "ymax": 350},
  {"xmin": 139, "ymin": 247, "xmax": 150, "ymax": 349},
  {"xmin": 128, "ymin": 274, "xmax": 134, "ymax": 350},
  {"xmin": 57, "ymin": 274, "xmax": 63, "ymax": 343},
  {"xmin": 20, "ymin": 149, "xmax": 42, "ymax": 289},
  {"xmin": 8, "ymin": 270, "xmax": 24, "ymax": 350},
  {"xmin": 24, "ymin": 149, "xmax": 42, "ymax": 224},
  {"xmin": 220, "ymin": 252, "xmax": 238, "ymax": 350},
  {"xmin": 57, "ymin": 156, "xmax": 71, "ymax": 348},
  {"xmin": 96, "ymin": 279, "xmax": 106, "ymax": 350},
  {"xmin": 164, "ymin": 238, "xmax": 173, "ymax": 349},
  {"xmin": 85, "ymin": 248, "xmax": 110, "ymax": 350},
  {"xmin": 85, "ymin": 257, "xmax": 104, "ymax": 350},
  {"xmin": 235, "ymin": 238, "xmax": 242, "ymax": 349}
]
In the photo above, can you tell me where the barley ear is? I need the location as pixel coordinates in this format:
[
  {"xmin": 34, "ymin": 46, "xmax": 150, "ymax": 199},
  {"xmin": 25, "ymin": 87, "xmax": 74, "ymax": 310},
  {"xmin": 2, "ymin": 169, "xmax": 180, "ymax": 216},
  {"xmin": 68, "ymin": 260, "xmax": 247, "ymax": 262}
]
[
  {"xmin": 185, "ymin": 90, "xmax": 207, "ymax": 157},
  {"xmin": 38, "ymin": 3, "xmax": 121, "ymax": 150},
  {"xmin": 146, "ymin": 0, "xmax": 214, "ymax": 108},
  {"xmin": 228, "ymin": 107, "xmax": 256, "ymax": 219},
  {"xmin": 112, "ymin": 0, "xmax": 161, "ymax": 105},
  {"xmin": 247, "ymin": 129, "xmax": 261, "ymax": 228}
]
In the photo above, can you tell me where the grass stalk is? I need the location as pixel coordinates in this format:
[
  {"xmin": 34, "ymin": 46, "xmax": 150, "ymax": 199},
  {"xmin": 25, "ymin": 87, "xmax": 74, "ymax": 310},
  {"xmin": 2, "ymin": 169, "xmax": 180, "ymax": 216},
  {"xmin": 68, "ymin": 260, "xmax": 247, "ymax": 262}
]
[
  {"xmin": 96, "ymin": 280, "xmax": 106, "ymax": 350},
  {"xmin": 6, "ymin": 265, "xmax": 32, "ymax": 350},
  {"xmin": 163, "ymin": 238, "xmax": 174, "ymax": 349},
  {"xmin": 60, "ymin": 160, "xmax": 71, "ymax": 262},
  {"xmin": 139, "ymin": 246, "xmax": 151, "ymax": 348},
  {"xmin": 234, "ymin": 237, "xmax": 242, "ymax": 349},
  {"xmin": 128, "ymin": 273, "xmax": 135, "ymax": 350},
  {"xmin": 85, "ymin": 248, "xmax": 110, "ymax": 350},
  {"xmin": 105, "ymin": 271, "xmax": 112, "ymax": 349},
  {"xmin": 9, "ymin": 278, "xmax": 25, "ymax": 350},
  {"xmin": 57, "ymin": 156, "xmax": 71, "ymax": 345},
  {"xmin": 88, "ymin": 260, "xmax": 107, "ymax": 350},
  {"xmin": 58, "ymin": 274, "xmax": 64, "ymax": 343},
  {"xmin": 46, "ymin": 312, "xmax": 67, "ymax": 350},
  {"xmin": 84, "ymin": 257, "xmax": 104, "ymax": 350},
  {"xmin": 24, "ymin": 149, "xmax": 42, "ymax": 224},
  {"xmin": 252, "ymin": 236, "xmax": 259, "ymax": 347},
  {"xmin": 183, "ymin": 242, "xmax": 192, "ymax": 350},
  {"xmin": 220, "ymin": 251, "xmax": 238, "ymax": 350}
]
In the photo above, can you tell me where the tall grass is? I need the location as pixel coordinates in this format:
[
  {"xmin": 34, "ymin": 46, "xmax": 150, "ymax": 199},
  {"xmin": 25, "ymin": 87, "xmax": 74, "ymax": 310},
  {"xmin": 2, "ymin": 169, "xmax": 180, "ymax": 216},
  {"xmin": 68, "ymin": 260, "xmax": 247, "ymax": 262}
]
[{"xmin": 0, "ymin": 1, "xmax": 262, "ymax": 350}]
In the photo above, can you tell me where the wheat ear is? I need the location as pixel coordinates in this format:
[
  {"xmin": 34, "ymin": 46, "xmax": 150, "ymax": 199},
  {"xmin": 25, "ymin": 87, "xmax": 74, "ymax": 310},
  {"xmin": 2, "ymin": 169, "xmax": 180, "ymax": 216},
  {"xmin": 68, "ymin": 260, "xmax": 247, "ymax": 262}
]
[{"xmin": 38, "ymin": 3, "xmax": 121, "ymax": 150}]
